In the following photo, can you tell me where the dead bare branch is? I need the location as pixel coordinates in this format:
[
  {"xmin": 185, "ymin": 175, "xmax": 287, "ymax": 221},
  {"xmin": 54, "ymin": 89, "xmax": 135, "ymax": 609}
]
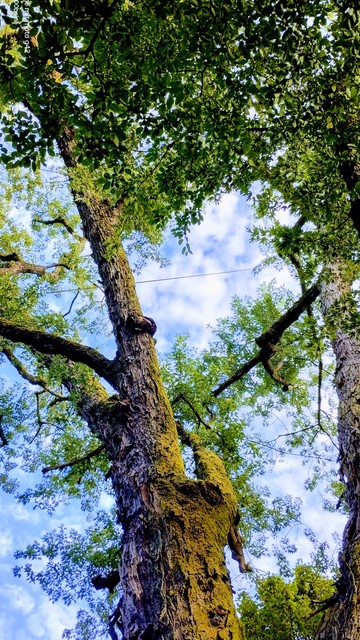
[{"xmin": 63, "ymin": 290, "xmax": 80, "ymax": 318}]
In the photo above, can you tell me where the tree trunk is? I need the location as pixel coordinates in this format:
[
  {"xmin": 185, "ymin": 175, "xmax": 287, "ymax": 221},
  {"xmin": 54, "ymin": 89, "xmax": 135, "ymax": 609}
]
[
  {"xmin": 55, "ymin": 128, "xmax": 245, "ymax": 639},
  {"xmin": 316, "ymin": 263, "xmax": 360, "ymax": 640}
]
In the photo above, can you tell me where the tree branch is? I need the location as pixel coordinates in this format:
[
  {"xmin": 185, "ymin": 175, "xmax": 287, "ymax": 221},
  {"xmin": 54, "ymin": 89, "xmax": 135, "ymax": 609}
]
[
  {"xmin": 42, "ymin": 444, "xmax": 105, "ymax": 474},
  {"xmin": 0, "ymin": 318, "xmax": 115, "ymax": 383},
  {"xmin": 260, "ymin": 357, "xmax": 291, "ymax": 391},
  {"xmin": 1, "ymin": 346, "xmax": 66, "ymax": 398},
  {"xmin": 212, "ymin": 284, "xmax": 320, "ymax": 396},
  {"xmin": 33, "ymin": 215, "xmax": 77, "ymax": 236},
  {"xmin": 172, "ymin": 393, "xmax": 212, "ymax": 429},
  {"xmin": 212, "ymin": 354, "xmax": 262, "ymax": 397},
  {"xmin": 92, "ymin": 569, "xmax": 120, "ymax": 593},
  {"xmin": 255, "ymin": 283, "xmax": 320, "ymax": 350},
  {"xmin": 63, "ymin": 290, "xmax": 79, "ymax": 318},
  {"xmin": 305, "ymin": 593, "xmax": 339, "ymax": 620},
  {"xmin": 228, "ymin": 525, "xmax": 252, "ymax": 573},
  {"xmin": 0, "ymin": 252, "xmax": 70, "ymax": 278},
  {"xmin": 29, "ymin": 391, "xmax": 45, "ymax": 443}
]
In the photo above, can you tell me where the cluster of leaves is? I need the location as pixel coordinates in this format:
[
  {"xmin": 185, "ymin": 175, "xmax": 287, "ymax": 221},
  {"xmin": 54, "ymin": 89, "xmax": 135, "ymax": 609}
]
[
  {"xmin": 13, "ymin": 511, "xmax": 122, "ymax": 639},
  {"xmin": 238, "ymin": 564, "xmax": 336, "ymax": 640},
  {"xmin": 13, "ymin": 511, "xmax": 121, "ymax": 605},
  {"xmin": 1, "ymin": 2, "xmax": 359, "ymax": 240}
]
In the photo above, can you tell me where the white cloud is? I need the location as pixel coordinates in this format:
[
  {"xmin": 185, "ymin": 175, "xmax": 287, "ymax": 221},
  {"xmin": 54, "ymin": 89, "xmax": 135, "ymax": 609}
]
[
  {"xmin": 0, "ymin": 585, "xmax": 34, "ymax": 615},
  {"xmin": 137, "ymin": 195, "xmax": 262, "ymax": 352},
  {"xmin": 10, "ymin": 503, "xmax": 42, "ymax": 524},
  {"xmin": 25, "ymin": 616, "xmax": 45, "ymax": 639},
  {"xmin": 28, "ymin": 599, "xmax": 78, "ymax": 640},
  {"xmin": 99, "ymin": 492, "xmax": 115, "ymax": 510},
  {"xmin": 0, "ymin": 530, "xmax": 13, "ymax": 557}
]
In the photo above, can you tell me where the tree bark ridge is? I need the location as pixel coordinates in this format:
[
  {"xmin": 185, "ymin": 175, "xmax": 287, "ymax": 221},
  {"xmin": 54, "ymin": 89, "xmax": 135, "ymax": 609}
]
[{"xmin": 316, "ymin": 263, "xmax": 360, "ymax": 640}]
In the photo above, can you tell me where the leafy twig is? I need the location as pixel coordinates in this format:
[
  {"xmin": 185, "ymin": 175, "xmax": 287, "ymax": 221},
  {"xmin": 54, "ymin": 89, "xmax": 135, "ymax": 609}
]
[
  {"xmin": 2, "ymin": 347, "xmax": 67, "ymax": 399},
  {"xmin": 172, "ymin": 393, "xmax": 212, "ymax": 430},
  {"xmin": 42, "ymin": 444, "xmax": 105, "ymax": 474}
]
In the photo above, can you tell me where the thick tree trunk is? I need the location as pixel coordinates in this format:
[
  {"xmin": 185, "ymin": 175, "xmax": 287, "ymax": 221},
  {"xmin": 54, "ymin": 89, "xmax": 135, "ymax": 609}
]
[
  {"xmin": 56, "ymin": 129, "xmax": 244, "ymax": 639},
  {"xmin": 316, "ymin": 263, "xmax": 360, "ymax": 640}
]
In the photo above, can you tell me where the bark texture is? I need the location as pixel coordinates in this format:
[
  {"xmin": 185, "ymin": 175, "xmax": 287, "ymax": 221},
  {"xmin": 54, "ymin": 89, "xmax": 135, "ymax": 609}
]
[
  {"xmin": 316, "ymin": 264, "xmax": 360, "ymax": 640},
  {"xmin": 54, "ymin": 128, "xmax": 246, "ymax": 639}
]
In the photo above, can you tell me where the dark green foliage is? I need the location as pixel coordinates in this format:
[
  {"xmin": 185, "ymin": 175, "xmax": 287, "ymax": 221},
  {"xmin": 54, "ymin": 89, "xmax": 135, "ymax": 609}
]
[{"xmin": 239, "ymin": 565, "xmax": 336, "ymax": 640}]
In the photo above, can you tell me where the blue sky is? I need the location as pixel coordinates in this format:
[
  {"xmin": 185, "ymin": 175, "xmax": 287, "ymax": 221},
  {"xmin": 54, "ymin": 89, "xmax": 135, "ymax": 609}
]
[{"xmin": 0, "ymin": 192, "xmax": 347, "ymax": 638}]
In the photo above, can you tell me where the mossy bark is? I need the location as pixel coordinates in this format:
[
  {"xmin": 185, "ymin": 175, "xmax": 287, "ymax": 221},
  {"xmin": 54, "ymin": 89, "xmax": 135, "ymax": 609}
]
[
  {"xmin": 316, "ymin": 263, "xmax": 360, "ymax": 640},
  {"xmin": 55, "ymin": 128, "xmax": 245, "ymax": 640}
]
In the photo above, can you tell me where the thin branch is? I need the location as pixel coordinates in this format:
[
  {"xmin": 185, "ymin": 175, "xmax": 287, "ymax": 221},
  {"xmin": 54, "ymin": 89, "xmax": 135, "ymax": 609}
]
[
  {"xmin": 172, "ymin": 394, "xmax": 230, "ymax": 451},
  {"xmin": 42, "ymin": 444, "xmax": 105, "ymax": 474},
  {"xmin": 247, "ymin": 437, "xmax": 336, "ymax": 463},
  {"xmin": 212, "ymin": 354, "xmax": 262, "ymax": 397},
  {"xmin": 62, "ymin": 0, "xmax": 120, "ymax": 60},
  {"xmin": 288, "ymin": 254, "xmax": 308, "ymax": 297},
  {"xmin": 0, "ymin": 317, "xmax": 115, "ymax": 383},
  {"xmin": 1, "ymin": 347, "xmax": 67, "ymax": 399},
  {"xmin": 33, "ymin": 215, "xmax": 76, "ymax": 235},
  {"xmin": 63, "ymin": 290, "xmax": 79, "ymax": 318},
  {"xmin": 267, "ymin": 423, "xmax": 320, "ymax": 443},
  {"xmin": 137, "ymin": 140, "xmax": 176, "ymax": 188},
  {"xmin": 29, "ymin": 391, "xmax": 45, "ymax": 443},
  {"xmin": 172, "ymin": 393, "xmax": 212, "ymax": 430},
  {"xmin": 48, "ymin": 396, "xmax": 70, "ymax": 407}
]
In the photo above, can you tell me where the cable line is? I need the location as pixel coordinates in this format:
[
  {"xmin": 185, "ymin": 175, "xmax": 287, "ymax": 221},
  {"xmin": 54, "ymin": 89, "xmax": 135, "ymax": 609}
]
[{"xmin": 135, "ymin": 267, "xmax": 254, "ymax": 284}]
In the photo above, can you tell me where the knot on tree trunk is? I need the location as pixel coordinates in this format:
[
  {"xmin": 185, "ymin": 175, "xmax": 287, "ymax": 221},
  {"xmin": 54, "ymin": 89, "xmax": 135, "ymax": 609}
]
[{"xmin": 126, "ymin": 315, "xmax": 157, "ymax": 336}]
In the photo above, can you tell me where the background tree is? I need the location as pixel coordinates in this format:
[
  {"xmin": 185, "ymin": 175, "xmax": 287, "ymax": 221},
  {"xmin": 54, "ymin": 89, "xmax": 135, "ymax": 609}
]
[{"xmin": 238, "ymin": 565, "xmax": 336, "ymax": 640}]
